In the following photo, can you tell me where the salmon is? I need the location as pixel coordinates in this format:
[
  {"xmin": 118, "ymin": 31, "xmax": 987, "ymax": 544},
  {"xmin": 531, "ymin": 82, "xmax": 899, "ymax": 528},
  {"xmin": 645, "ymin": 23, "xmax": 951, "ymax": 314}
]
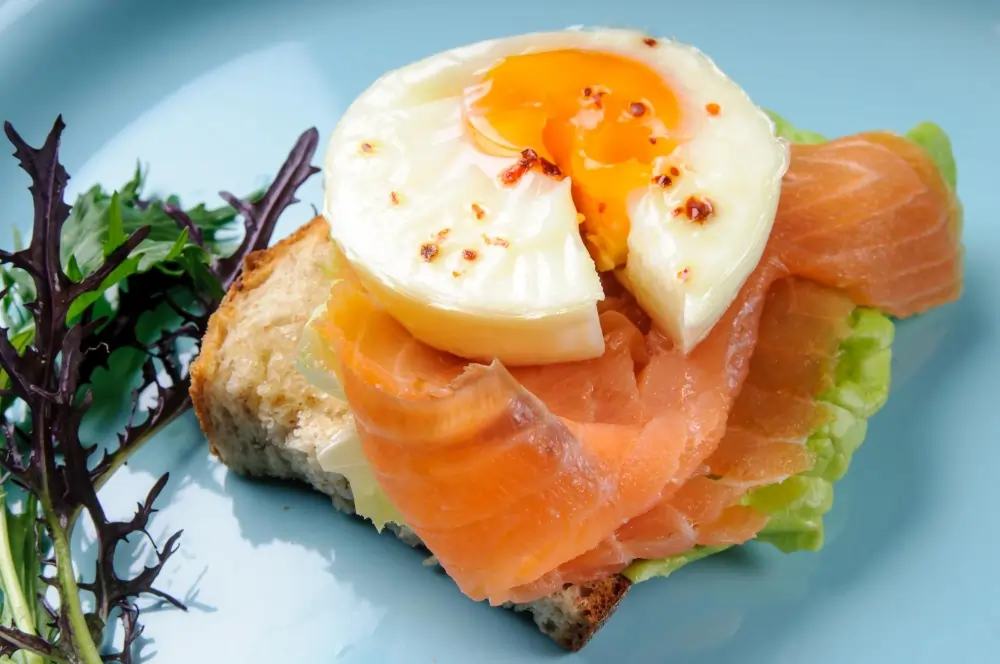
[
  {"xmin": 309, "ymin": 130, "xmax": 963, "ymax": 605},
  {"xmin": 775, "ymin": 132, "xmax": 963, "ymax": 316},
  {"xmin": 502, "ymin": 278, "xmax": 858, "ymax": 602},
  {"xmin": 314, "ymin": 259, "xmax": 778, "ymax": 605}
]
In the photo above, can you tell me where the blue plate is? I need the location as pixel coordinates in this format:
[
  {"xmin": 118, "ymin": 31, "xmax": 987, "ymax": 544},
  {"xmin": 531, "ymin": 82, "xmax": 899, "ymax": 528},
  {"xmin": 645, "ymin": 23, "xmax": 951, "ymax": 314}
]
[{"xmin": 2, "ymin": 1, "xmax": 998, "ymax": 662}]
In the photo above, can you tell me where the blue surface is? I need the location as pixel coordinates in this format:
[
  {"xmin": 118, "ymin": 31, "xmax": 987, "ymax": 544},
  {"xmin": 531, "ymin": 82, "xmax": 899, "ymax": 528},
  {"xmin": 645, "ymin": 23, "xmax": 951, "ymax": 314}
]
[{"xmin": 1, "ymin": 0, "xmax": 999, "ymax": 662}]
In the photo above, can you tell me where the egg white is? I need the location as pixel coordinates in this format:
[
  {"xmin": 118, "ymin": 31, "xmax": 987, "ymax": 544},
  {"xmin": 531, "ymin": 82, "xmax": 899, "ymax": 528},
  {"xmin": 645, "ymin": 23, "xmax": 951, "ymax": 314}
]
[{"xmin": 322, "ymin": 28, "xmax": 788, "ymax": 362}]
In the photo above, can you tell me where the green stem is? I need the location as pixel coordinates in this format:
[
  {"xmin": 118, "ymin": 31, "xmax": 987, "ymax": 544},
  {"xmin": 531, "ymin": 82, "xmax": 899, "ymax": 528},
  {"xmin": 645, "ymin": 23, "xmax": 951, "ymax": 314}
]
[
  {"xmin": 44, "ymin": 505, "xmax": 103, "ymax": 664},
  {"xmin": 0, "ymin": 496, "xmax": 44, "ymax": 664}
]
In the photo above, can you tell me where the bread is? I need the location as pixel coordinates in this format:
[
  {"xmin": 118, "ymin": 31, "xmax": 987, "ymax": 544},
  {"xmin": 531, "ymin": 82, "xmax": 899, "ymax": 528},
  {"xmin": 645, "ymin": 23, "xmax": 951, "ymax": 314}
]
[{"xmin": 189, "ymin": 216, "xmax": 631, "ymax": 651}]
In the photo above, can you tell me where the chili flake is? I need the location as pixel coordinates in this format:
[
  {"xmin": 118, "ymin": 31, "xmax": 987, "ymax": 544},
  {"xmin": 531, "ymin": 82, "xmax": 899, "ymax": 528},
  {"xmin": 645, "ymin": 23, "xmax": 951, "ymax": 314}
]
[
  {"xmin": 471, "ymin": 203, "xmax": 486, "ymax": 220},
  {"xmin": 669, "ymin": 166, "xmax": 680, "ymax": 177},
  {"xmin": 643, "ymin": 37, "xmax": 658, "ymax": 47},
  {"xmin": 649, "ymin": 137, "xmax": 658, "ymax": 145},
  {"xmin": 500, "ymin": 148, "xmax": 564, "ymax": 185},
  {"xmin": 420, "ymin": 243, "xmax": 439, "ymax": 262},
  {"xmin": 501, "ymin": 160, "xmax": 530, "ymax": 186},
  {"xmin": 462, "ymin": 248, "xmax": 479, "ymax": 261},
  {"xmin": 705, "ymin": 103, "xmax": 721, "ymax": 116},
  {"xmin": 483, "ymin": 234, "xmax": 509, "ymax": 248},
  {"xmin": 436, "ymin": 228, "xmax": 451, "ymax": 242},
  {"xmin": 539, "ymin": 157, "xmax": 562, "ymax": 178},
  {"xmin": 677, "ymin": 267, "xmax": 691, "ymax": 282},
  {"xmin": 629, "ymin": 102, "xmax": 647, "ymax": 118},
  {"xmin": 598, "ymin": 202, "xmax": 607, "ymax": 214},
  {"xmin": 582, "ymin": 86, "xmax": 593, "ymax": 97},
  {"xmin": 360, "ymin": 142, "xmax": 374, "ymax": 153},
  {"xmin": 390, "ymin": 191, "xmax": 400, "ymax": 205},
  {"xmin": 684, "ymin": 196, "xmax": 715, "ymax": 223},
  {"xmin": 652, "ymin": 174, "xmax": 673, "ymax": 188}
]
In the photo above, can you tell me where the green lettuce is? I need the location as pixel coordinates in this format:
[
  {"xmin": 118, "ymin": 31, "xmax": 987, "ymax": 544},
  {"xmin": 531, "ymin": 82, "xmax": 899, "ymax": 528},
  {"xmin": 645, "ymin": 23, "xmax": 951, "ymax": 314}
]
[
  {"xmin": 313, "ymin": 413, "xmax": 407, "ymax": 532},
  {"xmin": 767, "ymin": 111, "xmax": 957, "ymax": 189},
  {"xmin": 296, "ymin": 305, "xmax": 407, "ymax": 531},
  {"xmin": 905, "ymin": 122, "xmax": 957, "ymax": 189},
  {"xmin": 747, "ymin": 308, "xmax": 893, "ymax": 553},
  {"xmin": 766, "ymin": 111, "xmax": 827, "ymax": 144},
  {"xmin": 623, "ymin": 306, "xmax": 893, "ymax": 582}
]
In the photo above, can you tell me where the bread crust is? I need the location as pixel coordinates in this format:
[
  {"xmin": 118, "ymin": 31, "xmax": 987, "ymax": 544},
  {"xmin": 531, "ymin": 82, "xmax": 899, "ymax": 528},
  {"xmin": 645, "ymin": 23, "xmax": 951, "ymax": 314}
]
[{"xmin": 188, "ymin": 216, "xmax": 630, "ymax": 651}]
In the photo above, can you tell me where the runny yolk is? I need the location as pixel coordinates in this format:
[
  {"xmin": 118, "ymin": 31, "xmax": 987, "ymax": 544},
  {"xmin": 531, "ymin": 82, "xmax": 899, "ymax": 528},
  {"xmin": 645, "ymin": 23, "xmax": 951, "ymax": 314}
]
[{"xmin": 463, "ymin": 49, "xmax": 682, "ymax": 271}]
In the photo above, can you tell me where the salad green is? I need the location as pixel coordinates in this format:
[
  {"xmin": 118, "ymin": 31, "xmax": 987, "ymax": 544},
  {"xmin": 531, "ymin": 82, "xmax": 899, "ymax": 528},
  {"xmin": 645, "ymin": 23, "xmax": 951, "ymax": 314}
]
[{"xmin": 0, "ymin": 117, "xmax": 319, "ymax": 664}]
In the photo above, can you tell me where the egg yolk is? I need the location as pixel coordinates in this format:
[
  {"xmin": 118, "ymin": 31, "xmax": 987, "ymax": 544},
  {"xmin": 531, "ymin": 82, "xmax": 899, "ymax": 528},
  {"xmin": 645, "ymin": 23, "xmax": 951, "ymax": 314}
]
[{"xmin": 463, "ymin": 49, "xmax": 681, "ymax": 271}]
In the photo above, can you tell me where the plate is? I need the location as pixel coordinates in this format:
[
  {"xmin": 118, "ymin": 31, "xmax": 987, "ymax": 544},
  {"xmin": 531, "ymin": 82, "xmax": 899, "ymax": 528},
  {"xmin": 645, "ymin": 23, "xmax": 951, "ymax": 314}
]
[{"xmin": 1, "ymin": 1, "xmax": 998, "ymax": 662}]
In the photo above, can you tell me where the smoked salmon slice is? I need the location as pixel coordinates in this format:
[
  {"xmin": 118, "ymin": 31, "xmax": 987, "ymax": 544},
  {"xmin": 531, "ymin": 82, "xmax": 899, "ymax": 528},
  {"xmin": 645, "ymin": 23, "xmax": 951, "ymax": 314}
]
[
  {"xmin": 306, "ymin": 129, "xmax": 962, "ymax": 605},
  {"xmin": 775, "ymin": 132, "xmax": 963, "ymax": 316},
  {"xmin": 313, "ymin": 259, "xmax": 779, "ymax": 605},
  {"xmin": 501, "ymin": 277, "xmax": 860, "ymax": 602}
]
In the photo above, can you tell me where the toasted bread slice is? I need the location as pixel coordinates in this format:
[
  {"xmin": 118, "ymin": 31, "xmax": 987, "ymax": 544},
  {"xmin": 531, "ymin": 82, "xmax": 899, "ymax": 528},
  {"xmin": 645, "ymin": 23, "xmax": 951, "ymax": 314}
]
[{"xmin": 189, "ymin": 216, "xmax": 630, "ymax": 651}]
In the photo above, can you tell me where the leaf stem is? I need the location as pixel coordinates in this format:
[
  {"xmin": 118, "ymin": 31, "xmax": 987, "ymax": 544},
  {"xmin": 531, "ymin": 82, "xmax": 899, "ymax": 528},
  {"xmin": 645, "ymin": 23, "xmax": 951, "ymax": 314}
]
[
  {"xmin": 66, "ymin": 413, "xmax": 177, "ymax": 535},
  {"xmin": 0, "ymin": 494, "xmax": 44, "ymax": 664},
  {"xmin": 43, "ymin": 505, "xmax": 103, "ymax": 664}
]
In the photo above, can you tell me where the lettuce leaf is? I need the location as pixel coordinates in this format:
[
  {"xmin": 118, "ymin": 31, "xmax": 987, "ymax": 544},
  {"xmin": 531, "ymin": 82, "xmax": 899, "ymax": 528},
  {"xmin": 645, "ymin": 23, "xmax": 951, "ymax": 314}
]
[
  {"xmin": 767, "ymin": 111, "xmax": 957, "ymax": 190},
  {"xmin": 623, "ymin": 545, "xmax": 730, "ymax": 585},
  {"xmin": 314, "ymin": 414, "xmax": 407, "ymax": 531},
  {"xmin": 622, "ymin": 307, "xmax": 894, "ymax": 582},
  {"xmin": 905, "ymin": 122, "xmax": 957, "ymax": 190},
  {"xmin": 765, "ymin": 110, "xmax": 827, "ymax": 144},
  {"xmin": 748, "ymin": 308, "xmax": 893, "ymax": 553},
  {"xmin": 296, "ymin": 307, "xmax": 406, "ymax": 531}
]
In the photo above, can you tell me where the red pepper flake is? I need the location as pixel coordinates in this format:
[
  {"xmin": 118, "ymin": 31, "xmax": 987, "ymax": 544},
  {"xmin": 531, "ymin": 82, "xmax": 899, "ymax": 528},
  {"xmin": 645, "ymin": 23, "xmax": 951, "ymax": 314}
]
[
  {"xmin": 390, "ymin": 191, "xmax": 400, "ymax": 205},
  {"xmin": 672, "ymin": 206, "xmax": 684, "ymax": 217},
  {"xmin": 669, "ymin": 166, "xmax": 680, "ymax": 177},
  {"xmin": 483, "ymin": 234, "xmax": 509, "ymax": 248},
  {"xmin": 435, "ymin": 228, "xmax": 451, "ymax": 242},
  {"xmin": 629, "ymin": 102, "xmax": 647, "ymax": 118},
  {"xmin": 539, "ymin": 157, "xmax": 562, "ymax": 178},
  {"xmin": 649, "ymin": 137, "xmax": 658, "ymax": 145},
  {"xmin": 360, "ymin": 142, "xmax": 374, "ymax": 153},
  {"xmin": 643, "ymin": 37, "xmax": 658, "ymax": 47},
  {"xmin": 420, "ymin": 243, "xmax": 439, "ymax": 262},
  {"xmin": 677, "ymin": 267, "xmax": 691, "ymax": 282},
  {"xmin": 500, "ymin": 148, "xmax": 563, "ymax": 185},
  {"xmin": 471, "ymin": 203, "xmax": 486, "ymax": 220},
  {"xmin": 652, "ymin": 174, "xmax": 673, "ymax": 188},
  {"xmin": 705, "ymin": 103, "xmax": 721, "ymax": 116},
  {"xmin": 501, "ymin": 160, "xmax": 530, "ymax": 185},
  {"xmin": 462, "ymin": 248, "xmax": 479, "ymax": 261},
  {"xmin": 598, "ymin": 202, "xmax": 607, "ymax": 214},
  {"xmin": 500, "ymin": 148, "xmax": 537, "ymax": 185},
  {"xmin": 684, "ymin": 195, "xmax": 715, "ymax": 223},
  {"xmin": 592, "ymin": 91, "xmax": 606, "ymax": 109},
  {"xmin": 582, "ymin": 86, "xmax": 593, "ymax": 97}
]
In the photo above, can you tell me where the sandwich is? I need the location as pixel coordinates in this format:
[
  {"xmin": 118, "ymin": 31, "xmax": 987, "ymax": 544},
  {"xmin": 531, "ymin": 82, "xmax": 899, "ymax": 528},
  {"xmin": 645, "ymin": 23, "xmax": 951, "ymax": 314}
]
[{"xmin": 189, "ymin": 28, "xmax": 963, "ymax": 651}]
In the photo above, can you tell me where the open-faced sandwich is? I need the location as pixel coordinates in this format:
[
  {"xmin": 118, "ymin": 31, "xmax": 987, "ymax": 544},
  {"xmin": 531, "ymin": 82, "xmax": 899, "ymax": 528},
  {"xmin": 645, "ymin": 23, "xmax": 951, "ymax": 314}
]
[{"xmin": 189, "ymin": 28, "xmax": 963, "ymax": 651}]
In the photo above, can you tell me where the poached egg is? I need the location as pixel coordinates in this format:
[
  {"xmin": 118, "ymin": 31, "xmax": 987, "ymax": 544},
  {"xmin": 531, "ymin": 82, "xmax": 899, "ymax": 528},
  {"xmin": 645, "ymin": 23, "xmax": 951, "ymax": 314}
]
[{"xmin": 322, "ymin": 28, "xmax": 788, "ymax": 363}]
